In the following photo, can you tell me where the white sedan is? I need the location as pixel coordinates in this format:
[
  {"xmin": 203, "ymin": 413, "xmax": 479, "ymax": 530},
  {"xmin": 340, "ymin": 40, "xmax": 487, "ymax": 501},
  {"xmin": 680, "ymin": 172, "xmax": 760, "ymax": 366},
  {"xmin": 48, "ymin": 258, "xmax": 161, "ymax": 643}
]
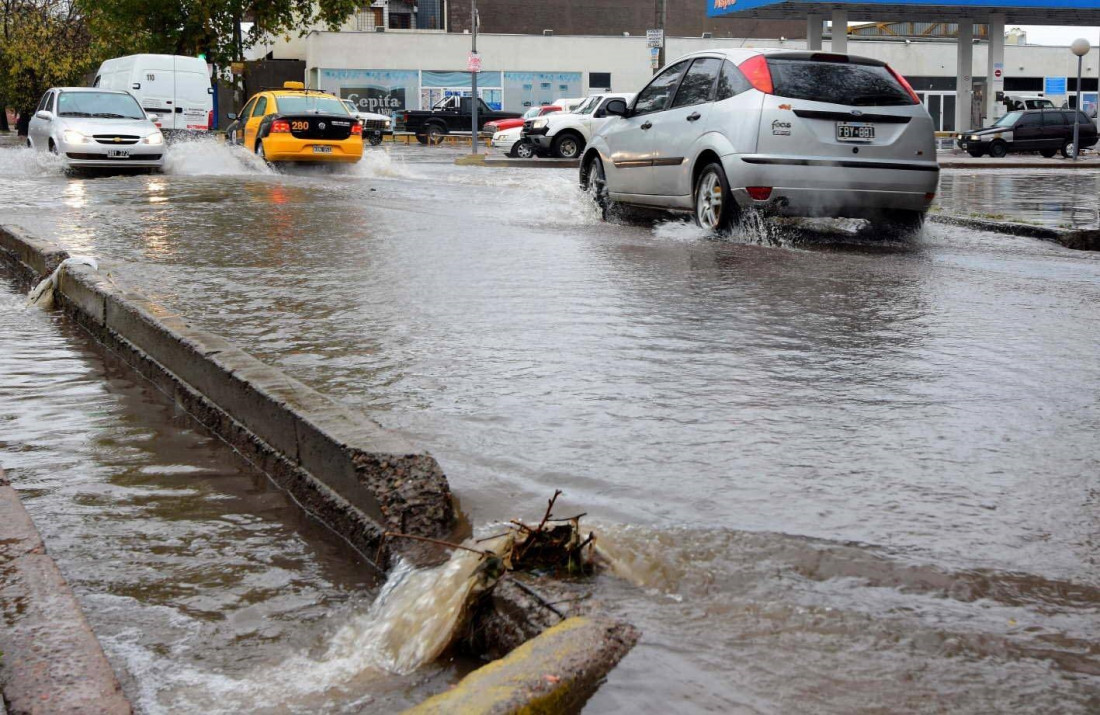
[{"xmin": 491, "ymin": 126, "xmax": 538, "ymax": 158}]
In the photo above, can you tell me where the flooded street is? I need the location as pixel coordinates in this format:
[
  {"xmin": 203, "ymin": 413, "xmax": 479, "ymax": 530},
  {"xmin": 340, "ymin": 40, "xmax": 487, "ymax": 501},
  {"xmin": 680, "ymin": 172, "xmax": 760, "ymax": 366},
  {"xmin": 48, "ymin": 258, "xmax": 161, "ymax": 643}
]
[{"xmin": 2, "ymin": 140, "xmax": 1099, "ymax": 712}]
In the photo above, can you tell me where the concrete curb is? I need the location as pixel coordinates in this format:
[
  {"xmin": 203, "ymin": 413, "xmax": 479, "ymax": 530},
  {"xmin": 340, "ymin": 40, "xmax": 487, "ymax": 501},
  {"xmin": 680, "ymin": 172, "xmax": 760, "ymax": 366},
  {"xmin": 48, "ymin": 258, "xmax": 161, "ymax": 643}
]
[
  {"xmin": 0, "ymin": 225, "xmax": 456, "ymax": 566},
  {"xmin": 482, "ymin": 157, "xmax": 580, "ymax": 169},
  {"xmin": 929, "ymin": 214, "xmax": 1100, "ymax": 251},
  {"xmin": 405, "ymin": 616, "xmax": 640, "ymax": 715},
  {"xmin": 0, "ymin": 469, "xmax": 132, "ymax": 715}
]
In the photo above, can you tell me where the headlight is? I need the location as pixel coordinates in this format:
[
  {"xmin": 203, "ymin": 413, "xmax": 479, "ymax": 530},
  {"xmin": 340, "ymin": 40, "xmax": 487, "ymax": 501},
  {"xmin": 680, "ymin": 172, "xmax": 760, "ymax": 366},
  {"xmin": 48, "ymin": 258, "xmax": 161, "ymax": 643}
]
[
  {"xmin": 62, "ymin": 129, "xmax": 91, "ymax": 144},
  {"xmin": 532, "ymin": 118, "xmax": 548, "ymax": 129},
  {"xmin": 383, "ymin": 119, "xmax": 391, "ymax": 128},
  {"xmin": 969, "ymin": 135, "xmax": 980, "ymax": 141},
  {"xmin": 142, "ymin": 132, "xmax": 165, "ymax": 145}
]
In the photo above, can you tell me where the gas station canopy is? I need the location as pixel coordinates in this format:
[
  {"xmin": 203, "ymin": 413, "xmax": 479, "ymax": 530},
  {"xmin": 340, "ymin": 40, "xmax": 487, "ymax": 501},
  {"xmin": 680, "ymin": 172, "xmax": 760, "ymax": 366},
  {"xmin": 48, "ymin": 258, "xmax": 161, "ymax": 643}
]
[{"xmin": 707, "ymin": 0, "xmax": 1100, "ymax": 23}]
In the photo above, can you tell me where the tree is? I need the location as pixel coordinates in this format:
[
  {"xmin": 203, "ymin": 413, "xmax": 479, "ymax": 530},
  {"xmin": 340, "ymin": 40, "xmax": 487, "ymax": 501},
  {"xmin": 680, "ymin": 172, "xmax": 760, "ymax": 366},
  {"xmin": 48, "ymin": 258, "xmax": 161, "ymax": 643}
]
[
  {"xmin": 82, "ymin": 0, "xmax": 361, "ymax": 66},
  {"xmin": 0, "ymin": 0, "xmax": 97, "ymax": 135}
]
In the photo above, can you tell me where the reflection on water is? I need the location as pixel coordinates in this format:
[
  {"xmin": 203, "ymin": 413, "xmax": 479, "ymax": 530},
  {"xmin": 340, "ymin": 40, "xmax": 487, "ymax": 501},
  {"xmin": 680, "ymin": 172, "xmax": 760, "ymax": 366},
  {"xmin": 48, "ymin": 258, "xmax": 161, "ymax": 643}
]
[
  {"xmin": 938, "ymin": 169, "xmax": 1100, "ymax": 228},
  {"xmin": 2, "ymin": 141, "xmax": 1099, "ymax": 712}
]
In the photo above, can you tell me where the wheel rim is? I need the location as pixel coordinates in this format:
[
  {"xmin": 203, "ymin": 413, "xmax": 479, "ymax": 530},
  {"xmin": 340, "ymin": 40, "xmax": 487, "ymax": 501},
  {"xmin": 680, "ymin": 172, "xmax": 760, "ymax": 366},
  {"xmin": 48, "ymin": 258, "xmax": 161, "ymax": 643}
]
[
  {"xmin": 517, "ymin": 143, "xmax": 534, "ymax": 158},
  {"xmin": 560, "ymin": 138, "xmax": 578, "ymax": 158},
  {"xmin": 696, "ymin": 171, "xmax": 722, "ymax": 230},
  {"xmin": 429, "ymin": 127, "xmax": 442, "ymax": 144}
]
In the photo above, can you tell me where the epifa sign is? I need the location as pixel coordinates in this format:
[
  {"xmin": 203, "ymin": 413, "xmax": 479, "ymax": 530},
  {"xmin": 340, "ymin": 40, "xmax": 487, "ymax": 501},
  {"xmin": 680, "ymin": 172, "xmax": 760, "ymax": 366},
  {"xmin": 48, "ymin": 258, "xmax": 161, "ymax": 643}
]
[{"xmin": 340, "ymin": 87, "xmax": 407, "ymax": 113}]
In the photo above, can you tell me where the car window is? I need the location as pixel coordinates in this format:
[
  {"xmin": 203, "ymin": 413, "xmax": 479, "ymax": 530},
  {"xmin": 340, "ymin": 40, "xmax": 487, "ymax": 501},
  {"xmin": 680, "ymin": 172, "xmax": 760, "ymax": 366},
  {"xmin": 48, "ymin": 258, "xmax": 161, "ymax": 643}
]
[
  {"xmin": 767, "ymin": 57, "xmax": 915, "ymax": 106},
  {"xmin": 993, "ymin": 111, "xmax": 1022, "ymax": 127},
  {"xmin": 238, "ymin": 97, "xmax": 257, "ymax": 120},
  {"xmin": 1042, "ymin": 111, "xmax": 1066, "ymax": 126},
  {"xmin": 57, "ymin": 91, "xmax": 144, "ymax": 119},
  {"xmin": 716, "ymin": 61, "xmax": 752, "ymax": 101},
  {"xmin": 633, "ymin": 61, "xmax": 689, "ymax": 115},
  {"xmin": 1016, "ymin": 114, "xmax": 1041, "ymax": 127},
  {"xmin": 672, "ymin": 58, "xmax": 722, "ymax": 108},
  {"xmin": 1073, "ymin": 111, "xmax": 1091, "ymax": 124},
  {"xmin": 37, "ymin": 91, "xmax": 51, "ymax": 112},
  {"xmin": 252, "ymin": 96, "xmax": 268, "ymax": 117}
]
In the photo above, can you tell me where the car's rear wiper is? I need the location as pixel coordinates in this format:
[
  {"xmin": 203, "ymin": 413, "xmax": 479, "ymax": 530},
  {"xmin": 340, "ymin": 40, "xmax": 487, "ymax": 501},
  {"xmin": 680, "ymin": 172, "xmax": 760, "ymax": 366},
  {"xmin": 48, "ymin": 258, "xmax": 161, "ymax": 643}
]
[{"xmin": 91, "ymin": 112, "xmax": 129, "ymax": 118}]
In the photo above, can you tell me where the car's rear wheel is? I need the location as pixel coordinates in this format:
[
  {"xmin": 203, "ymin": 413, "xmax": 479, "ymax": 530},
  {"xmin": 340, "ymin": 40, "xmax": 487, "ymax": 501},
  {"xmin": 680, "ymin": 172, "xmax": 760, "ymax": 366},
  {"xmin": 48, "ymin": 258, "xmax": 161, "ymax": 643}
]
[
  {"xmin": 416, "ymin": 134, "xmax": 429, "ymax": 145},
  {"xmin": 873, "ymin": 210, "xmax": 925, "ymax": 237},
  {"xmin": 1040, "ymin": 148, "xmax": 1057, "ymax": 158},
  {"xmin": 988, "ymin": 140, "xmax": 1008, "ymax": 158},
  {"xmin": 553, "ymin": 132, "xmax": 584, "ymax": 159},
  {"xmin": 581, "ymin": 154, "xmax": 611, "ymax": 220},
  {"xmin": 693, "ymin": 163, "xmax": 737, "ymax": 235},
  {"xmin": 1061, "ymin": 140, "xmax": 1077, "ymax": 159},
  {"xmin": 426, "ymin": 124, "xmax": 446, "ymax": 145},
  {"xmin": 967, "ymin": 149, "xmax": 984, "ymax": 158},
  {"xmin": 255, "ymin": 140, "xmax": 267, "ymax": 161},
  {"xmin": 513, "ymin": 141, "xmax": 536, "ymax": 159}
]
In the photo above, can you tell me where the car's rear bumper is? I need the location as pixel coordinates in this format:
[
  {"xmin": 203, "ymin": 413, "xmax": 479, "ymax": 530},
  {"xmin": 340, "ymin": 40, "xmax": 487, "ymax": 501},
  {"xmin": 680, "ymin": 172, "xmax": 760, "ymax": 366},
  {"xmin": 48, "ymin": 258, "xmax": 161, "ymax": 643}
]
[
  {"xmin": 730, "ymin": 154, "xmax": 938, "ymax": 217},
  {"xmin": 262, "ymin": 137, "xmax": 363, "ymax": 162}
]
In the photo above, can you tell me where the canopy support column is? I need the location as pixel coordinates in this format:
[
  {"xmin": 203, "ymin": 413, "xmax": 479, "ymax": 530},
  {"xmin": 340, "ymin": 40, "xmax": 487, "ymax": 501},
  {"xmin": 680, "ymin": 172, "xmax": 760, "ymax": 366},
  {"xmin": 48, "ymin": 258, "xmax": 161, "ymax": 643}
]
[
  {"xmin": 956, "ymin": 20, "xmax": 974, "ymax": 132},
  {"xmin": 830, "ymin": 9, "xmax": 848, "ymax": 53},
  {"xmin": 985, "ymin": 14, "xmax": 1006, "ymax": 123},
  {"xmin": 807, "ymin": 14, "xmax": 823, "ymax": 51}
]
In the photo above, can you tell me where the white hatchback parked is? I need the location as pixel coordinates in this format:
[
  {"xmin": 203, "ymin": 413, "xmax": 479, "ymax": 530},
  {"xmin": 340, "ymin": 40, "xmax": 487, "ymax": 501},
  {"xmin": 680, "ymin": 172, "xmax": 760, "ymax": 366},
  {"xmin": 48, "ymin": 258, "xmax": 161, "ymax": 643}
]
[{"xmin": 581, "ymin": 49, "xmax": 939, "ymax": 234}]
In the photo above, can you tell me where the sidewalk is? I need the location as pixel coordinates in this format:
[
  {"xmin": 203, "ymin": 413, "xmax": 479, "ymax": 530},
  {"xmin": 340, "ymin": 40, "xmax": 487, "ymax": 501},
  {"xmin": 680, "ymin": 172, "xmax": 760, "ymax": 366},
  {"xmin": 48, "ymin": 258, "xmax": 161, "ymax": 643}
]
[{"xmin": 938, "ymin": 150, "xmax": 1100, "ymax": 169}]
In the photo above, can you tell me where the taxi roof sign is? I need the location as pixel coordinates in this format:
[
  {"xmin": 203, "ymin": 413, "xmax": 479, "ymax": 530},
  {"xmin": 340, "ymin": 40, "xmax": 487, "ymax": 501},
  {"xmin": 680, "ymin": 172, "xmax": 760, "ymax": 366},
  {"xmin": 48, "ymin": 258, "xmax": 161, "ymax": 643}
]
[{"xmin": 283, "ymin": 81, "xmax": 306, "ymax": 90}]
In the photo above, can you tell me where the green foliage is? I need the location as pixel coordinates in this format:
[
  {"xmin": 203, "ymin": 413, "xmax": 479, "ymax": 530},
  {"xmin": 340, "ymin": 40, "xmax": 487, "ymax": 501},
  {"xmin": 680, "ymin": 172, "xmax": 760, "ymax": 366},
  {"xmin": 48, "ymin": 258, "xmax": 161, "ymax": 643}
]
[
  {"xmin": 82, "ymin": 0, "xmax": 362, "ymax": 66},
  {"xmin": 0, "ymin": 0, "xmax": 99, "ymax": 112}
]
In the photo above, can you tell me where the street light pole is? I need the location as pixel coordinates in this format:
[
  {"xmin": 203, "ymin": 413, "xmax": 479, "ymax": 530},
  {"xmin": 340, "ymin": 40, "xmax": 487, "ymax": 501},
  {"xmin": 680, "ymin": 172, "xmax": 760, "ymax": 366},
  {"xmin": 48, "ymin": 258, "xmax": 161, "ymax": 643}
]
[
  {"xmin": 657, "ymin": 0, "xmax": 667, "ymax": 71},
  {"xmin": 470, "ymin": 0, "xmax": 479, "ymax": 155},
  {"xmin": 1071, "ymin": 38, "xmax": 1090, "ymax": 160}
]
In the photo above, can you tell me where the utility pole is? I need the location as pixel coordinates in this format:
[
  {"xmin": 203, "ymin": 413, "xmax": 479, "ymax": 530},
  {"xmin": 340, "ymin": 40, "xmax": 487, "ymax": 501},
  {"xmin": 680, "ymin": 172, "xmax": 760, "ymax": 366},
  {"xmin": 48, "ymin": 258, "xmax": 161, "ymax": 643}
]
[
  {"xmin": 470, "ymin": 0, "xmax": 479, "ymax": 154},
  {"xmin": 657, "ymin": 0, "xmax": 667, "ymax": 70}
]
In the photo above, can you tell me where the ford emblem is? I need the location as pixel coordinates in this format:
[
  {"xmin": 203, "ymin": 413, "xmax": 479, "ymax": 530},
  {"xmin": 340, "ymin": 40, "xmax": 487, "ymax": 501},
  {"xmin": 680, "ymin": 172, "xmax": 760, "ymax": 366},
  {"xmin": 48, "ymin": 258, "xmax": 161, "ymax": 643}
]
[{"xmin": 319, "ymin": 122, "xmax": 326, "ymax": 129}]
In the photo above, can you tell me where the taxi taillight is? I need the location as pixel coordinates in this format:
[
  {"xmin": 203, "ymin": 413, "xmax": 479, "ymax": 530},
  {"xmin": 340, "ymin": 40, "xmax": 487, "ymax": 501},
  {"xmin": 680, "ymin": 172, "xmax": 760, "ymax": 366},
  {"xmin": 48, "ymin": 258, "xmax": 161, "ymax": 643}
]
[
  {"xmin": 351, "ymin": 121, "xmax": 362, "ymax": 135},
  {"xmin": 271, "ymin": 119, "xmax": 291, "ymax": 133}
]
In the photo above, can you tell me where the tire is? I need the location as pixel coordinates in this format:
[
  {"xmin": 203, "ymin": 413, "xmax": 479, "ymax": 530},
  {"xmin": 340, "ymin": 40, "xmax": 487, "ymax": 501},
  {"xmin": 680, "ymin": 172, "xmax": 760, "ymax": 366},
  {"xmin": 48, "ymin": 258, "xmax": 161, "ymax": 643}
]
[
  {"xmin": 426, "ymin": 124, "xmax": 446, "ymax": 145},
  {"xmin": 513, "ymin": 141, "xmax": 537, "ymax": 159},
  {"xmin": 227, "ymin": 130, "xmax": 236, "ymax": 145},
  {"xmin": 581, "ymin": 154, "xmax": 611, "ymax": 220},
  {"xmin": 552, "ymin": 132, "xmax": 584, "ymax": 159},
  {"xmin": 1040, "ymin": 148, "xmax": 1057, "ymax": 158},
  {"xmin": 693, "ymin": 162, "xmax": 737, "ymax": 235},
  {"xmin": 873, "ymin": 210, "xmax": 925, "ymax": 237},
  {"xmin": 988, "ymin": 140, "xmax": 1008, "ymax": 158},
  {"xmin": 1060, "ymin": 140, "xmax": 1076, "ymax": 159},
  {"xmin": 967, "ymin": 149, "xmax": 984, "ymax": 158},
  {"xmin": 255, "ymin": 140, "xmax": 267, "ymax": 161},
  {"xmin": 416, "ymin": 134, "xmax": 429, "ymax": 145},
  {"xmin": 48, "ymin": 140, "xmax": 58, "ymax": 155},
  {"xmin": 25, "ymin": 138, "xmax": 32, "ymax": 149},
  {"xmin": 368, "ymin": 134, "xmax": 383, "ymax": 146}
]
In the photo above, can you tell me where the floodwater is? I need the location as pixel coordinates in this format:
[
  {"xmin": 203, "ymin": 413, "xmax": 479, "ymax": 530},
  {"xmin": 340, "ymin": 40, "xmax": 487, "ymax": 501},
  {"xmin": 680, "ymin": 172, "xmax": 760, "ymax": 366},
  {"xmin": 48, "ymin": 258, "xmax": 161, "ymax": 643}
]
[
  {"xmin": 1, "ymin": 139, "xmax": 1099, "ymax": 712},
  {"xmin": 938, "ymin": 168, "xmax": 1100, "ymax": 228}
]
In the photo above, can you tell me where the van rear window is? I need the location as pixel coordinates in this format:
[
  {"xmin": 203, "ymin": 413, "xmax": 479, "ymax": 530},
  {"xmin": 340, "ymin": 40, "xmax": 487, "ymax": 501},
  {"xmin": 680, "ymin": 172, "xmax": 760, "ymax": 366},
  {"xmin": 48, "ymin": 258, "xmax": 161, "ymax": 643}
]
[{"xmin": 766, "ymin": 58, "xmax": 916, "ymax": 106}]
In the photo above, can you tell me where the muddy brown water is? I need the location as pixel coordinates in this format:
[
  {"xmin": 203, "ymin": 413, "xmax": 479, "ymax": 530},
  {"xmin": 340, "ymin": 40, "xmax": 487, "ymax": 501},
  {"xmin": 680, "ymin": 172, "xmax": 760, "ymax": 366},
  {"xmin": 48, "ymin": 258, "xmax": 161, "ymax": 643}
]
[{"xmin": 1, "ymin": 141, "xmax": 1099, "ymax": 712}]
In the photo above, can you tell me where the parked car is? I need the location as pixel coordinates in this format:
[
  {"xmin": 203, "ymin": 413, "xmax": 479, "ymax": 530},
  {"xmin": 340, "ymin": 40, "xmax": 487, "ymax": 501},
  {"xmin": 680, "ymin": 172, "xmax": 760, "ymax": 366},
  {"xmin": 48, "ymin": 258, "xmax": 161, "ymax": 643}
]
[
  {"xmin": 402, "ymin": 96, "xmax": 521, "ymax": 144},
  {"xmin": 580, "ymin": 49, "xmax": 938, "ymax": 235},
  {"xmin": 341, "ymin": 99, "xmax": 392, "ymax": 145},
  {"xmin": 484, "ymin": 105, "xmax": 562, "ymax": 135},
  {"xmin": 225, "ymin": 82, "xmax": 363, "ymax": 164},
  {"xmin": 491, "ymin": 126, "xmax": 540, "ymax": 157},
  {"xmin": 1002, "ymin": 93, "xmax": 1054, "ymax": 111},
  {"xmin": 26, "ymin": 87, "xmax": 165, "ymax": 170},
  {"xmin": 956, "ymin": 108, "xmax": 1097, "ymax": 158},
  {"xmin": 523, "ymin": 92, "xmax": 636, "ymax": 159},
  {"xmin": 92, "ymin": 54, "xmax": 213, "ymax": 139},
  {"xmin": 551, "ymin": 97, "xmax": 587, "ymax": 113}
]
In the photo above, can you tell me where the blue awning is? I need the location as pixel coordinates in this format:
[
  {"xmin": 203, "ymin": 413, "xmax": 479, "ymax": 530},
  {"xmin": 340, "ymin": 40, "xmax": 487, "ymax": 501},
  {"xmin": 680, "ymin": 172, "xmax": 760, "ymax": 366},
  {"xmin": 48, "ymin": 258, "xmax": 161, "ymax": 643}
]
[{"xmin": 708, "ymin": 0, "xmax": 1100, "ymax": 23}]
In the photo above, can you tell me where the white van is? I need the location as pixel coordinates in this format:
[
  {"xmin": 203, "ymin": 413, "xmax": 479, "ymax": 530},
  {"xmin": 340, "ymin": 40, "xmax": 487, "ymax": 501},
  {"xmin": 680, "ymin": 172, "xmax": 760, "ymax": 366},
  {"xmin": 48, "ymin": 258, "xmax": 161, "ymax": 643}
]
[{"xmin": 93, "ymin": 54, "xmax": 213, "ymax": 136}]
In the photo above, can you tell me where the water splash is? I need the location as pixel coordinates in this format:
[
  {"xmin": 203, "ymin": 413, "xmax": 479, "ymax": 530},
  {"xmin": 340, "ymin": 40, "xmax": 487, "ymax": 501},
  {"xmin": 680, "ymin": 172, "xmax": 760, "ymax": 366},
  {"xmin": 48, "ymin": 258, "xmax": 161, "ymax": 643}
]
[
  {"xmin": 162, "ymin": 137, "xmax": 274, "ymax": 176},
  {"xmin": 0, "ymin": 146, "xmax": 69, "ymax": 178}
]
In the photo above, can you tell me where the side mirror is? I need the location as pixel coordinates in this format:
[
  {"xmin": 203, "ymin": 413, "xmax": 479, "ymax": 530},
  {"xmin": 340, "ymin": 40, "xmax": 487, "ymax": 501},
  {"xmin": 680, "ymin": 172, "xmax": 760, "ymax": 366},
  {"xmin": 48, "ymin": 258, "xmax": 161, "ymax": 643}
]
[
  {"xmin": 35, "ymin": 110, "xmax": 53, "ymax": 120},
  {"xmin": 604, "ymin": 99, "xmax": 628, "ymax": 117},
  {"xmin": 226, "ymin": 112, "xmax": 237, "ymax": 120}
]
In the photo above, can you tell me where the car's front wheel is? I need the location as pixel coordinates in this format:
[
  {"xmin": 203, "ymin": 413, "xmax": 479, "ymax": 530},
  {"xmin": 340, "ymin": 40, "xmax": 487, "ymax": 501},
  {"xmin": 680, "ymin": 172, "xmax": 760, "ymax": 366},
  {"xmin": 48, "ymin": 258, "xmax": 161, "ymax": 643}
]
[
  {"xmin": 552, "ymin": 132, "xmax": 584, "ymax": 159},
  {"xmin": 1061, "ymin": 140, "xmax": 1077, "ymax": 159},
  {"xmin": 1040, "ymin": 148, "xmax": 1057, "ymax": 158},
  {"xmin": 967, "ymin": 149, "xmax": 984, "ymax": 158},
  {"xmin": 368, "ymin": 134, "xmax": 383, "ymax": 146},
  {"xmin": 513, "ymin": 141, "xmax": 536, "ymax": 159},
  {"xmin": 988, "ymin": 140, "xmax": 1008, "ymax": 158},
  {"xmin": 581, "ymin": 154, "xmax": 611, "ymax": 220},
  {"xmin": 693, "ymin": 162, "xmax": 737, "ymax": 234}
]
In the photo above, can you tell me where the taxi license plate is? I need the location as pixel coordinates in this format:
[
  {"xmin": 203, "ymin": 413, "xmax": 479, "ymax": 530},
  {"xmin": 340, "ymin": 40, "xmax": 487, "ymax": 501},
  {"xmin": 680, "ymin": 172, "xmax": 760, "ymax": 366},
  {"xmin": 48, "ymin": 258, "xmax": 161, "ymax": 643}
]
[
  {"xmin": 836, "ymin": 122, "xmax": 875, "ymax": 142},
  {"xmin": 313, "ymin": 146, "xmax": 333, "ymax": 154},
  {"xmin": 107, "ymin": 149, "xmax": 129, "ymax": 158}
]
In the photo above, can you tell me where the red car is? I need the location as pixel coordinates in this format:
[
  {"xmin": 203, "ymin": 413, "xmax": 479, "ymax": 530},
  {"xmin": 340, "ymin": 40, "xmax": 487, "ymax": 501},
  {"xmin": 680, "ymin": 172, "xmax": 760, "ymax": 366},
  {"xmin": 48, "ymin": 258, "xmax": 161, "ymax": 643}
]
[{"xmin": 484, "ymin": 105, "xmax": 561, "ymax": 134}]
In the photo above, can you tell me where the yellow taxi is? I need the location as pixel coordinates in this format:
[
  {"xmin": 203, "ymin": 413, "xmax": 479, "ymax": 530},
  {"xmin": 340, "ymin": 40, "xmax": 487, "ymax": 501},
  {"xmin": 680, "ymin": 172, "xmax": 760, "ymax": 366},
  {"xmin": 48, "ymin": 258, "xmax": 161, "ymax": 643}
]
[{"xmin": 227, "ymin": 82, "xmax": 363, "ymax": 163}]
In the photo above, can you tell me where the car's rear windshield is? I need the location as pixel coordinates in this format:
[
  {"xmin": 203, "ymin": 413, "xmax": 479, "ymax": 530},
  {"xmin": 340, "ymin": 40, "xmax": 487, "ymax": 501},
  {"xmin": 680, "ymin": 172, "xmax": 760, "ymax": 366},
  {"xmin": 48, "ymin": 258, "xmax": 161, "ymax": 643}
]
[
  {"xmin": 57, "ymin": 91, "xmax": 145, "ymax": 119},
  {"xmin": 275, "ymin": 95, "xmax": 349, "ymax": 115},
  {"xmin": 766, "ymin": 58, "xmax": 916, "ymax": 106}
]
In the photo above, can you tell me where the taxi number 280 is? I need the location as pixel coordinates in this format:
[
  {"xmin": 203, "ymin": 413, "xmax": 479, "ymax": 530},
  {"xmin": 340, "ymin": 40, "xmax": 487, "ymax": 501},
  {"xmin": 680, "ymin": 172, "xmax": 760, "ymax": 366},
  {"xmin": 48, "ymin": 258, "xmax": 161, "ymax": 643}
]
[{"xmin": 291, "ymin": 120, "xmax": 309, "ymax": 131}]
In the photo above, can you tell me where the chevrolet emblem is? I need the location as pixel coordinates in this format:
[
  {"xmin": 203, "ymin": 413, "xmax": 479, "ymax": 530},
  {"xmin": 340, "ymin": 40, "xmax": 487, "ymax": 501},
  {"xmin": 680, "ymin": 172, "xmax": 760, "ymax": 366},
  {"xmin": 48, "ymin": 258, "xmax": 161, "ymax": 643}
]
[{"xmin": 114, "ymin": 137, "xmax": 121, "ymax": 143}]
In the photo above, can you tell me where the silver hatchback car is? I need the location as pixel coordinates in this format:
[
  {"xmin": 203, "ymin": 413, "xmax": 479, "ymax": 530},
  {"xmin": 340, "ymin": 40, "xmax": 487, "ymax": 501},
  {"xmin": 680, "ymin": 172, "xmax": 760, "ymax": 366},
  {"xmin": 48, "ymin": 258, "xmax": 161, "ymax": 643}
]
[
  {"xmin": 27, "ymin": 87, "xmax": 165, "ymax": 170},
  {"xmin": 581, "ymin": 49, "xmax": 939, "ymax": 234}
]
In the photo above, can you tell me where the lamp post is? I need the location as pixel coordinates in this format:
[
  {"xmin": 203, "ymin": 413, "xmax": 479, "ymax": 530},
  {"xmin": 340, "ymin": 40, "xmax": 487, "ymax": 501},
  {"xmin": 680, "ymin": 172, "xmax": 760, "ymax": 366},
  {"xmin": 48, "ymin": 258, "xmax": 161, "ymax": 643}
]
[{"xmin": 1070, "ymin": 38, "xmax": 1090, "ymax": 160}]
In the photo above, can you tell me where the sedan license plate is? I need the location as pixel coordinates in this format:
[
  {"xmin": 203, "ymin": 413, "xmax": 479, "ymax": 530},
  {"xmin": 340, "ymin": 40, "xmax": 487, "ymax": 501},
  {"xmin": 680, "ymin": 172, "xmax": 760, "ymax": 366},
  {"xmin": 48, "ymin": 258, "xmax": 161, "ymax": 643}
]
[
  {"xmin": 836, "ymin": 122, "xmax": 875, "ymax": 142},
  {"xmin": 313, "ymin": 145, "xmax": 333, "ymax": 154},
  {"xmin": 107, "ymin": 149, "xmax": 129, "ymax": 158}
]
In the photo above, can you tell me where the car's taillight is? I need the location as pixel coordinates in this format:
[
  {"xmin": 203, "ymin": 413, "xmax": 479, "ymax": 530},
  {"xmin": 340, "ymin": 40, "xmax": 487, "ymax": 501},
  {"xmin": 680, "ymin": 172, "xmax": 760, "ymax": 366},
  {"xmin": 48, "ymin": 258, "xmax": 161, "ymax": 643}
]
[
  {"xmin": 207, "ymin": 110, "xmax": 214, "ymax": 130},
  {"xmin": 738, "ymin": 55, "xmax": 774, "ymax": 94},
  {"xmin": 747, "ymin": 186, "xmax": 773, "ymax": 201},
  {"xmin": 886, "ymin": 64, "xmax": 921, "ymax": 104},
  {"xmin": 351, "ymin": 121, "xmax": 362, "ymax": 135},
  {"xmin": 271, "ymin": 119, "xmax": 291, "ymax": 133}
]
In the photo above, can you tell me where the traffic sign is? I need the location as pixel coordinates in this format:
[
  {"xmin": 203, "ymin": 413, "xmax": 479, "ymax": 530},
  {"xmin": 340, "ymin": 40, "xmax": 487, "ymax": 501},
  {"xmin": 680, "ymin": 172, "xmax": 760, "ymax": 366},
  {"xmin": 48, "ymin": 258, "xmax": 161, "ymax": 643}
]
[
  {"xmin": 994, "ymin": 69, "xmax": 1002, "ymax": 78},
  {"xmin": 650, "ymin": 47, "xmax": 661, "ymax": 69},
  {"xmin": 647, "ymin": 29, "xmax": 664, "ymax": 48},
  {"xmin": 467, "ymin": 52, "xmax": 482, "ymax": 73}
]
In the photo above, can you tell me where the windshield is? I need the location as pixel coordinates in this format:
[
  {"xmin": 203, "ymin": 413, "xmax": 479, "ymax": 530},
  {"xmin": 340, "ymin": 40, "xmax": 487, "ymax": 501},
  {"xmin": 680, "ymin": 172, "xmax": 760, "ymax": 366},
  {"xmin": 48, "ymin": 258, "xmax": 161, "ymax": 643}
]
[
  {"xmin": 342, "ymin": 100, "xmax": 358, "ymax": 113},
  {"xmin": 275, "ymin": 95, "xmax": 349, "ymax": 115},
  {"xmin": 993, "ymin": 112, "xmax": 1023, "ymax": 127},
  {"xmin": 522, "ymin": 107, "xmax": 542, "ymax": 119},
  {"xmin": 576, "ymin": 97, "xmax": 601, "ymax": 115},
  {"xmin": 57, "ymin": 91, "xmax": 145, "ymax": 119}
]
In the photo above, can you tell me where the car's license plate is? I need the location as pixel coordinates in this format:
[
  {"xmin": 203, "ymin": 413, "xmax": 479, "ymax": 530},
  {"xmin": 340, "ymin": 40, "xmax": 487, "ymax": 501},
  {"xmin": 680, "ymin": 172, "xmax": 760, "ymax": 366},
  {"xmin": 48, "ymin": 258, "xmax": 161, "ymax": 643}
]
[
  {"xmin": 313, "ymin": 146, "xmax": 333, "ymax": 154},
  {"xmin": 107, "ymin": 149, "xmax": 129, "ymax": 158},
  {"xmin": 836, "ymin": 122, "xmax": 875, "ymax": 141}
]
